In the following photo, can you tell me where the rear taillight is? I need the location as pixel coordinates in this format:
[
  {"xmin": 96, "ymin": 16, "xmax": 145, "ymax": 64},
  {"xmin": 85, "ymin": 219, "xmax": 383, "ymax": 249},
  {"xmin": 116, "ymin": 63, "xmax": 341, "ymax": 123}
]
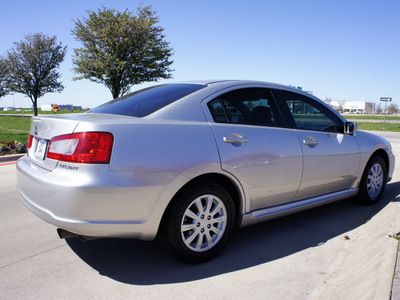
[
  {"xmin": 28, "ymin": 135, "xmax": 34, "ymax": 149},
  {"xmin": 46, "ymin": 132, "xmax": 114, "ymax": 164}
]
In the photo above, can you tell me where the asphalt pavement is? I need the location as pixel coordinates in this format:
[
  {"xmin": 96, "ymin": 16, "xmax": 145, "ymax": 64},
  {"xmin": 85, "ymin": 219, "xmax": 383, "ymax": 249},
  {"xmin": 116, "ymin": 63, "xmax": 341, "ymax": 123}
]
[{"xmin": 0, "ymin": 131, "xmax": 399, "ymax": 299}]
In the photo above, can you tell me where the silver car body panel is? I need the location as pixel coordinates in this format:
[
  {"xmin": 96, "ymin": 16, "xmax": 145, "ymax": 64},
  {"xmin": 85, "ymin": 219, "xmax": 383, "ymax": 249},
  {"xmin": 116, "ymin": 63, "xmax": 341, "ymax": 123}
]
[
  {"xmin": 16, "ymin": 80, "xmax": 395, "ymax": 240},
  {"xmin": 294, "ymin": 130, "xmax": 360, "ymax": 200},
  {"xmin": 18, "ymin": 155, "xmax": 198, "ymax": 240},
  {"xmin": 207, "ymin": 123, "xmax": 303, "ymax": 211},
  {"xmin": 353, "ymin": 130, "xmax": 395, "ymax": 181},
  {"xmin": 241, "ymin": 188, "xmax": 358, "ymax": 227}
]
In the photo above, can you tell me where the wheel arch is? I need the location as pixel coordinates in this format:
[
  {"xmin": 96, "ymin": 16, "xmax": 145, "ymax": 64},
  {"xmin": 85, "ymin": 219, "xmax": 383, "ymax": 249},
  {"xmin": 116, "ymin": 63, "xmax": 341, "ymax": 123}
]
[
  {"xmin": 369, "ymin": 148, "xmax": 390, "ymax": 177},
  {"xmin": 158, "ymin": 172, "xmax": 244, "ymax": 237},
  {"xmin": 357, "ymin": 149, "xmax": 389, "ymax": 205}
]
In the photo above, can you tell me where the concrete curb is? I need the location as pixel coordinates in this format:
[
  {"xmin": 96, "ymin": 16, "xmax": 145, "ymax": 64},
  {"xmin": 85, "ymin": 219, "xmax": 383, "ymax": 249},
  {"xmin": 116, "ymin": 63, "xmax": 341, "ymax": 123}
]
[
  {"xmin": 392, "ymin": 241, "xmax": 400, "ymax": 300},
  {"xmin": 0, "ymin": 154, "xmax": 26, "ymax": 163}
]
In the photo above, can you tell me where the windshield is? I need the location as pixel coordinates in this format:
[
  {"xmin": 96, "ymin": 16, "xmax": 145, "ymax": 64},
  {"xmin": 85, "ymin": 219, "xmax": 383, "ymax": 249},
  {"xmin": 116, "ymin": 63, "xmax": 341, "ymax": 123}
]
[{"xmin": 88, "ymin": 84, "xmax": 206, "ymax": 117}]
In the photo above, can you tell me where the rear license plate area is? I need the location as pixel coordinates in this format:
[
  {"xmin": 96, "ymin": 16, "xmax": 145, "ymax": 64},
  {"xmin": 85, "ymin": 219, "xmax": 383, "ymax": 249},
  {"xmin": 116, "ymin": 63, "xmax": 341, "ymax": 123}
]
[{"xmin": 34, "ymin": 138, "xmax": 48, "ymax": 160}]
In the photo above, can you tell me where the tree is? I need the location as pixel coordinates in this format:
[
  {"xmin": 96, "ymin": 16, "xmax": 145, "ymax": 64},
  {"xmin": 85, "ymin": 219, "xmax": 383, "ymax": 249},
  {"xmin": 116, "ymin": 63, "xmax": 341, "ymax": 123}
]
[
  {"xmin": 338, "ymin": 101, "xmax": 345, "ymax": 113},
  {"xmin": 6, "ymin": 33, "xmax": 67, "ymax": 116},
  {"xmin": 0, "ymin": 56, "xmax": 12, "ymax": 99},
  {"xmin": 387, "ymin": 103, "xmax": 399, "ymax": 114},
  {"xmin": 72, "ymin": 6, "xmax": 174, "ymax": 99},
  {"xmin": 365, "ymin": 102, "xmax": 374, "ymax": 114},
  {"xmin": 324, "ymin": 97, "xmax": 332, "ymax": 105},
  {"xmin": 376, "ymin": 103, "xmax": 383, "ymax": 114}
]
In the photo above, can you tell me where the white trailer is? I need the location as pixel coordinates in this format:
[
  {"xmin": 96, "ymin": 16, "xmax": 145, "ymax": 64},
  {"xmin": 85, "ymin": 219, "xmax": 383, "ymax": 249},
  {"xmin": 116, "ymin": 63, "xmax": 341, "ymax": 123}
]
[{"xmin": 41, "ymin": 104, "xmax": 53, "ymax": 112}]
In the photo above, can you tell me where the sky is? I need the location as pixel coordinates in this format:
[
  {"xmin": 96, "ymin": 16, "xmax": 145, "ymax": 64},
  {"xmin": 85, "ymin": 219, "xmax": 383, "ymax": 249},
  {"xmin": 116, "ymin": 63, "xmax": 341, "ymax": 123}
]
[{"xmin": 0, "ymin": 0, "xmax": 399, "ymax": 109}]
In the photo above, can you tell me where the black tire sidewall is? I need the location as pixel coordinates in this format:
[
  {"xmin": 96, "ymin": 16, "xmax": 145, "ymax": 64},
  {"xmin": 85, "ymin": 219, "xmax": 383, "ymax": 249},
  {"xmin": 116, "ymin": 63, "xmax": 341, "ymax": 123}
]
[
  {"xmin": 358, "ymin": 156, "xmax": 387, "ymax": 205},
  {"xmin": 167, "ymin": 183, "xmax": 236, "ymax": 263}
]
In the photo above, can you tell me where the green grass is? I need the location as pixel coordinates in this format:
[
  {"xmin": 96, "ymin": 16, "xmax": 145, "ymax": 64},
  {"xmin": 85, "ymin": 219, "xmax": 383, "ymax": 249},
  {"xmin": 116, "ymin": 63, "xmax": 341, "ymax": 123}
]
[
  {"xmin": 38, "ymin": 109, "xmax": 87, "ymax": 114},
  {"xmin": 0, "ymin": 110, "xmax": 86, "ymax": 143},
  {"xmin": 0, "ymin": 109, "xmax": 87, "ymax": 115},
  {"xmin": 356, "ymin": 122, "xmax": 400, "ymax": 132},
  {"xmin": 0, "ymin": 116, "xmax": 32, "ymax": 143},
  {"xmin": 390, "ymin": 232, "xmax": 400, "ymax": 241},
  {"xmin": 344, "ymin": 115, "xmax": 400, "ymax": 120}
]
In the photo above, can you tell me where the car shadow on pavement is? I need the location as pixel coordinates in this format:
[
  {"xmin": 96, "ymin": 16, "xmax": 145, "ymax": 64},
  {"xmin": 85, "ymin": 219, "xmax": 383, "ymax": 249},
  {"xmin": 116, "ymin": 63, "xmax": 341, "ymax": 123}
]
[{"xmin": 67, "ymin": 181, "xmax": 400, "ymax": 285}]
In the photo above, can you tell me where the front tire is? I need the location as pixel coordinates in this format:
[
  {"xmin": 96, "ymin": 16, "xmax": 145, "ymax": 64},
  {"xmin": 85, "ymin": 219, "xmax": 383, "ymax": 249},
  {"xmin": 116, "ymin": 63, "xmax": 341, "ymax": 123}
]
[
  {"xmin": 167, "ymin": 183, "xmax": 235, "ymax": 263},
  {"xmin": 357, "ymin": 156, "xmax": 387, "ymax": 205}
]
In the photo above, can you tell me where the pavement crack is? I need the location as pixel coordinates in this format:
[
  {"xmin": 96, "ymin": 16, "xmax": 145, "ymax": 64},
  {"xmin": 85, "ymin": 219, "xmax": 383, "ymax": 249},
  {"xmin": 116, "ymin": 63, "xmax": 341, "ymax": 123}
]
[{"xmin": 0, "ymin": 244, "xmax": 68, "ymax": 269}]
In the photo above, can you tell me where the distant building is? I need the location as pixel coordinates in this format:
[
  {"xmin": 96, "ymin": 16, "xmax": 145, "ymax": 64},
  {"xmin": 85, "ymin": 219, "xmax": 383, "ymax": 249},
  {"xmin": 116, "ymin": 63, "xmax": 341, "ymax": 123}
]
[
  {"xmin": 3, "ymin": 107, "xmax": 16, "ymax": 111},
  {"xmin": 325, "ymin": 101, "xmax": 375, "ymax": 114}
]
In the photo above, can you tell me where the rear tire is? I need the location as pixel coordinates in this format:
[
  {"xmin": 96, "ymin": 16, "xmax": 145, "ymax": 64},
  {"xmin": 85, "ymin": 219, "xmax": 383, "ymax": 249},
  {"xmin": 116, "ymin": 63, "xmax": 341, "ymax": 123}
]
[
  {"xmin": 166, "ymin": 183, "xmax": 235, "ymax": 263},
  {"xmin": 357, "ymin": 156, "xmax": 387, "ymax": 205}
]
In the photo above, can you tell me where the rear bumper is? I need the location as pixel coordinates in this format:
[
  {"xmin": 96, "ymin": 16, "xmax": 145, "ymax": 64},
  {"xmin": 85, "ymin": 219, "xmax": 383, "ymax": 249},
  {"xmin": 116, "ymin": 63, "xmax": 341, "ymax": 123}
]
[
  {"xmin": 16, "ymin": 156, "xmax": 184, "ymax": 240},
  {"xmin": 18, "ymin": 187, "xmax": 156, "ymax": 240}
]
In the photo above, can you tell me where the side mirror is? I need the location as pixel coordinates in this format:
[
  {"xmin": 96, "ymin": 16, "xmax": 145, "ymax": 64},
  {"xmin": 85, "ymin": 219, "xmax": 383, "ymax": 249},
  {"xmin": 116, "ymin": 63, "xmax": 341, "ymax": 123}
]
[{"xmin": 344, "ymin": 121, "xmax": 358, "ymax": 135}]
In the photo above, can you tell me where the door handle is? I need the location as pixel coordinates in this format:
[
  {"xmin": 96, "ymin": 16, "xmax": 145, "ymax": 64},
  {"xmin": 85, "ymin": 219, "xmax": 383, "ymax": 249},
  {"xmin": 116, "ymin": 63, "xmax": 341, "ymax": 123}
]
[
  {"xmin": 223, "ymin": 133, "xmax": 248, "ymax": 146},
  {"xmin": 303, "ymin": 137, "xmax": 319, "ymax": 147}
]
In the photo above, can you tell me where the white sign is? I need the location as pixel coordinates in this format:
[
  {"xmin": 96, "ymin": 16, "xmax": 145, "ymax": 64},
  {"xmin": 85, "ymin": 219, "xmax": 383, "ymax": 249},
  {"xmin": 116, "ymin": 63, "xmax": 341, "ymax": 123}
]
[{"xmin": 380, "ymin": 97, "xmax": 392, "ymax": 102}]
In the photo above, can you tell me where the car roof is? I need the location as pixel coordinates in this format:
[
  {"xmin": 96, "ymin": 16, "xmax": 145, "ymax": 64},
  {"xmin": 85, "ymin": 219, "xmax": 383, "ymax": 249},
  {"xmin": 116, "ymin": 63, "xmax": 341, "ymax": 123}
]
[
  {"xmin": 172, "ymin": 79, "xmax": 288, "ymax": 87},
  {"xmin": 171, "ymin": 80, "xmax": 306, "ymax": 94}
]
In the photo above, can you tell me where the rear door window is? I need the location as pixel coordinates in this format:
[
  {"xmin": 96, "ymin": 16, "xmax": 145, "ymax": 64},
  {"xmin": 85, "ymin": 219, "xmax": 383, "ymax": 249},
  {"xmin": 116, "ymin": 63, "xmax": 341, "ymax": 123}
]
[{"xmin": 207, "ymin": 88, "xmax": 284, "ymax": 127}]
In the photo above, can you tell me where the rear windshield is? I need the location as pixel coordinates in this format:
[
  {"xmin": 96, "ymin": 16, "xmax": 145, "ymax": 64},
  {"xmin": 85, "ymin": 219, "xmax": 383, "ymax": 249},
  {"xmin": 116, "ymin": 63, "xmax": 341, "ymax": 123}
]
[{"xmin": 88, "ymin": 84, "xmax": 205, "ymax": 117}]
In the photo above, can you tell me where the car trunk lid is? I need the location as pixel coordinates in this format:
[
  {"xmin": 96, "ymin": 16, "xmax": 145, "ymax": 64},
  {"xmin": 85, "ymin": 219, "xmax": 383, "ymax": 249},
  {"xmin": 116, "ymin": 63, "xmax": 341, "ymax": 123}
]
[{"xmin": 28, "ymin": 115, "xmax": 82, "ymax": 170}]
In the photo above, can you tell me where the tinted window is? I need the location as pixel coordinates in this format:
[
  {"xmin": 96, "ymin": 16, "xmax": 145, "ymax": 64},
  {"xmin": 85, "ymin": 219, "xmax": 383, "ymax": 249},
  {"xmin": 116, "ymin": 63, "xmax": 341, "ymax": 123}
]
[
  {"xmin": 89, "ymin": 84, "xmax": 205, "ymax": 117},
  {"xmin": 278, "ymin": 90, "xmax": 341, "ymax": 132},
  {"xmin": 208, "ymin": 98, "xmax": 227, "ymax": 122},
  {"xmin": 208, "ymin": 88, "xmax": 283, "ymax": 126}
]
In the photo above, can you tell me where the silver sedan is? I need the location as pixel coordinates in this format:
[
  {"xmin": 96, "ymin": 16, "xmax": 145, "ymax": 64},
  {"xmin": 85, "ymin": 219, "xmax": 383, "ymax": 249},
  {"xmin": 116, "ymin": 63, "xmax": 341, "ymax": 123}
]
[{"xmin": 16, "ymin": 80, "xmax": 395, "ymax": 263}]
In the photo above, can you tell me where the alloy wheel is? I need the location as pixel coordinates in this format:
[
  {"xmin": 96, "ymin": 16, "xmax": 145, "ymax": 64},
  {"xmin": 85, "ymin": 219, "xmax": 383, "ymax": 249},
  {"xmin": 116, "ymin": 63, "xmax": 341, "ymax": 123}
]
[
  {"xmin": 180, "ymin": 194, "xmax": 227, "ymax": 252},
  {"xmin": 367, "ymin": 163, "xmax": 384, "ymax": 199}
]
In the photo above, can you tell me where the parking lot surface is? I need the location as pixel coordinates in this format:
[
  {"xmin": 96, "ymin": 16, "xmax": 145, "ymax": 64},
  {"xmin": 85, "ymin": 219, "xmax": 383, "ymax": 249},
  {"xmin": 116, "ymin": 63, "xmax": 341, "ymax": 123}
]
[{"xmin": 1, "ymin": 131, "xmax": 399, "ymax": 299}]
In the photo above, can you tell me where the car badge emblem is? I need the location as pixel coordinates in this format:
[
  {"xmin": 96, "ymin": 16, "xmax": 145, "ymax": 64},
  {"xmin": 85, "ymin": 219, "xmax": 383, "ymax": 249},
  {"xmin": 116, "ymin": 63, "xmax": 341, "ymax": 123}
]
[{"xmin": 34, "ymin": 125, "xmax": 38, "ymax": 136}]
